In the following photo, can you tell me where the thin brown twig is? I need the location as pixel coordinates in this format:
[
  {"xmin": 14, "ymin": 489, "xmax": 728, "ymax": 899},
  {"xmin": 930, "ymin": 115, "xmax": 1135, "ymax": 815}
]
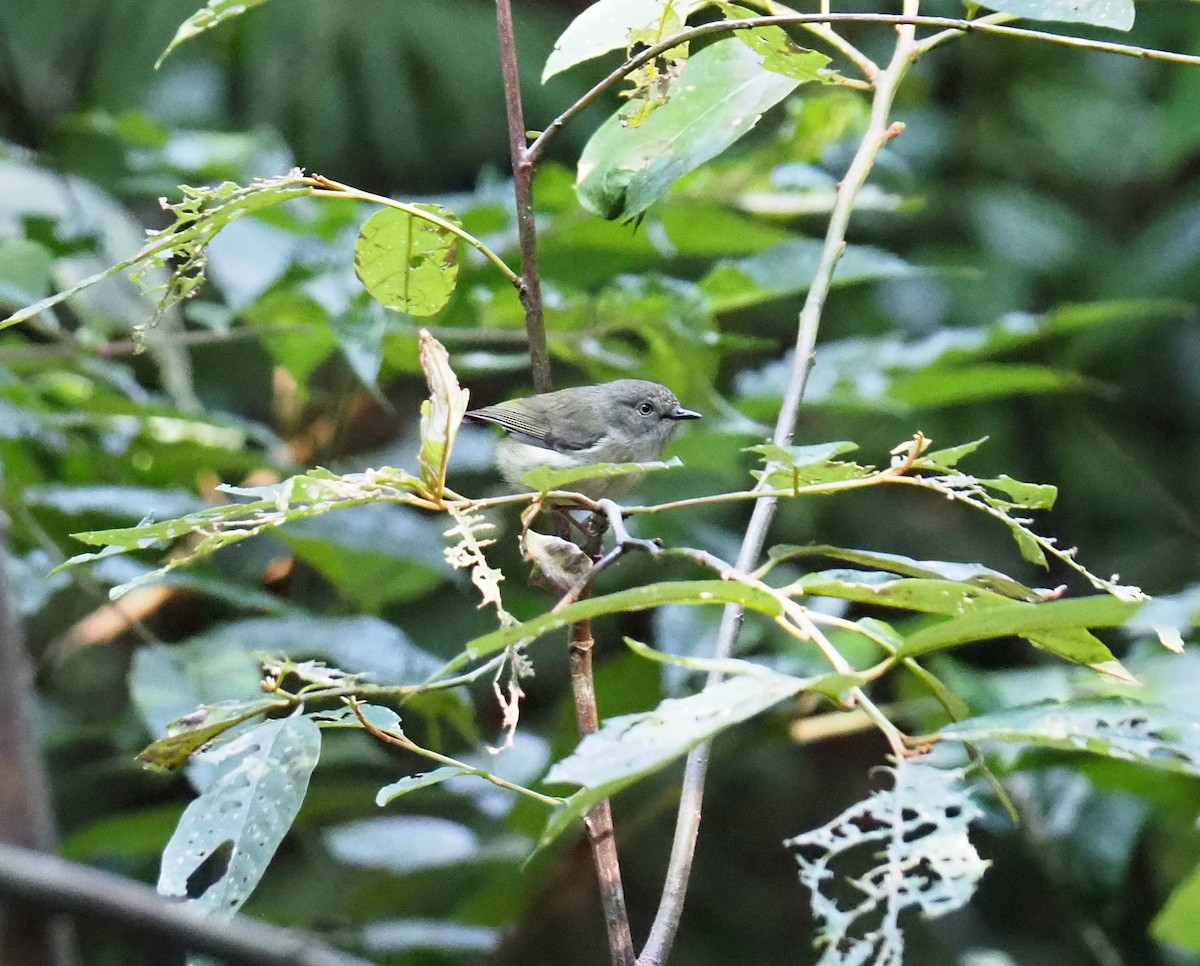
[{"xmin": 494, "ymin": 0, "xmax": 552, "ymax": 394}]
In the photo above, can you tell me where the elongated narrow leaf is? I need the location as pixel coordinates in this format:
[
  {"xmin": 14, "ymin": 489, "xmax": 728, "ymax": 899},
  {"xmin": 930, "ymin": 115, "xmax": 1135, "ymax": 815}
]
[
  {"xmin": 376, "ymin": 767, "xmax": 469, "ymax": 806},
  {"xmin": 899, "ymin": 595, "xmax": 1142, "ymax": 680},
  {"xmin": 158, "ymin": 716, "xmax": 321, "ymax": 914},
  {"xmin": 156, "ymin": 0, "xmax": 274, "ymax": 67},
  {"xmin": 539, "ymin": 671, "xmax": 816, "ymax": 847},
  {"xmin": 437, "ymin": 579, "xmax": 785, "ymax": 677},
  {"xmin": 578, "ymin": 39, "xmax": 799, "ymax": 221},
  {"xmin": 64, "ymin": 467, "xmax": 424, "ymax": 598},
  {"xmin": 937, "ymin": 699, "xmax": 1200, "ymax": 777},
  {"xmin": 520, "ymin": 457, "xmax": 681, "ymax": 493},
  {"xmin": 786, "ymin": 762, "xmax": 989, "ymax": 965},
  {"xmin": 137, "ymin": 698, "xmax": 287, "ymax": 772},
  {"xmin": 971, "ymin": 0, "xmax": 1134, "ymax": 30},
  {"xmin": 355, "ymin": 206, "xmax": 460, "ymax": 316},
  {"xmin": 765, "ymin": 544, "xmax": 1041, "ymax": 600}
]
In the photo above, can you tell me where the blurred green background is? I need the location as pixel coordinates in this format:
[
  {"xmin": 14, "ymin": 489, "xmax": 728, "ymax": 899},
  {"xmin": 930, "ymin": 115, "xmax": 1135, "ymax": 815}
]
[{"xmin": 2, "ymin": 1, "xmax": 1200, "ymax": 964}]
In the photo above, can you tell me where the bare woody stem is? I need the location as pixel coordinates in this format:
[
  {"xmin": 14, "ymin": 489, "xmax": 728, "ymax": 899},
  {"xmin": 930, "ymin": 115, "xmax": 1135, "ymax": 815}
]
[
  {"xmin": 569, "ymin": 617, "xmax": 637, "ymax": 966},
  {"xmin": 638, "ymin": 9, "xmax": 922, "ymax": 964},
  {"xmin": 494, "ymin": 0, "xmax": 553, "ymax": 394}
]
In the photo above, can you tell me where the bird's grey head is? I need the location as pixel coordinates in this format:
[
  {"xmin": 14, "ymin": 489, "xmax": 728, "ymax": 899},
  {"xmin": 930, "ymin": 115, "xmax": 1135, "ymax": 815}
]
[{"xmin": 599, "ymin": 379, "xmax": 702, "ymax": 461}]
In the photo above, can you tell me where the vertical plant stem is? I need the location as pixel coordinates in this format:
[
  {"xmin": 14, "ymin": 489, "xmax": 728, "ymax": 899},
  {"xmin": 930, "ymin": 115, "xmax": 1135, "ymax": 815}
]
[
  {"xmin": 638, "ymin": 9, "xmax": 921, "ymax": 965},
  {"xmin": 569, "ymin": 615, "xmax": 637, "ymax": 966},
  {"xmin": 494, "ymin": 0, "xmax": 553, "ymax": 394},
  {"xmin": 0, "ymin": 487, "xmax": 77, "ymax": 966}
]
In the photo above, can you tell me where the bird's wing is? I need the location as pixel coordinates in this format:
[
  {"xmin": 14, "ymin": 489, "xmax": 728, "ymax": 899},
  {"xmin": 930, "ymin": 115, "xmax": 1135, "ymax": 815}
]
[{"xmin": 465, "ymin": 401, "xmax": 603, "ymax": 452}]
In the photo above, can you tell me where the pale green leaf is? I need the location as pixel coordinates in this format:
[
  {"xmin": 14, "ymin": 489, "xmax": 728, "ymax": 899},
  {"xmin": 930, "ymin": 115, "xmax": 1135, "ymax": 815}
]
[
  {"xmin": 355, "ymin": 205, "xmax": 460, "ymax": 316},
  {"xmin": 418, "ymin": 330, "xmax": 469, "ymax": 498},
  {"xmin": 376, "ymin": 767, "xmax": 469, "ymax": 806},
  {"xmin": 971, "ymin": 0, "xmax": 1134, "ymax": 30},
  {"xmin": 158, "ymin": 716, "xmax": 320, "ymax": 914},
  {"xmin": 520, "ymin": 457, "xmax": 681, "ymax": 493},
  {"xmin": 539, "ymin": 671, "xmax": 811, "ymax": 847},
  {"xmin": 136, "ymin": 698, "xmax": 287, "ymax": 772},
  {"xmin": 938, "ymin": 699, "xmax": 1200, "ymax": 777},
  {"xmin": 542, "ymin": 0, "xmax": 710, "ymax": 82},
  {"xmin": 577, "ymin": 39, "xmax": 799, "ymax": 221}
]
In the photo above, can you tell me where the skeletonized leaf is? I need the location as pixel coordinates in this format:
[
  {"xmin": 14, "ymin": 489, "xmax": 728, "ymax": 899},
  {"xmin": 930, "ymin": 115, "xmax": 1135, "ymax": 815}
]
[
  {"xmin": 158, "ymin": 716, "xmax": 320, "ymax": 914},
  {"xmin": 786, "ymin": 762, "xmax": 989, "ymax": 965},
  {"xmin": 355, "ymin": 205, "xmax": 460, "ymax": 316}
]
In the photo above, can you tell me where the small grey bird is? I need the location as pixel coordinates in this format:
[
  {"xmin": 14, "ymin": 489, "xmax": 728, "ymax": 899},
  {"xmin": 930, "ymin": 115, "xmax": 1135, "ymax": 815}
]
[{"xmin": 465, "ymin": 379, "xmax": 701, "ymax": 499}]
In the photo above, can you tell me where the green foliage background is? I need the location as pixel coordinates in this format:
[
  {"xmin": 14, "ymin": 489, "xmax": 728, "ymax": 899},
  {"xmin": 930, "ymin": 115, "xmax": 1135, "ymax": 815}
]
[{"xmin": 2, "ymin": 1, "xmax": 1200, "ymax": 964}]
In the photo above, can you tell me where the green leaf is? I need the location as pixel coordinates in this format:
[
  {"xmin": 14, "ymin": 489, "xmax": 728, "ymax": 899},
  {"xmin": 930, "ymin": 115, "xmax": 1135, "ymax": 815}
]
[
  {"xmin": 765, "ymin": 544, "xmax": 1041, "ymax": 600},
  {"xmin": 1153, "ymin": 860, "xmax": 1200, "ymax": 953},
  {"xmin": 539, "ymin": 671, "xmax": 812, "ymax": 847},
  {"xmin": 355, "ymin": 205, "xmax": 460, "ymax": 317},
  {"xmin": 700, "ymin": 237, "xmax": 915, "ymax": 312},
  {"xmin": 746, "ymin": 441, "xmax": 871, "ymax": 488},
  {"xmin": 624, "ymin": 637, "xmax": 864, "ymax": 697},
  {"xmin": 64, "ymin": 466, "xmax": 424, "ymax": 597},
  {"xmin": 136, "ymin": 698, "xmax": 287, "ymax": 772},
  {"xmin": 891, "ymin": 363, "xmax": 1090, "ymax": 408},
  {"xmin": 418, "ymin": 330, "xmax": 469, "ymax": 499},
  {"xmin": 376, "ymin": 767, "xmax": 469, "ymax": 806},
  {"xmin": 912, "ymin": 437, "xmax": 988, "ymax": 472},
  {"xmin": 577, "ymin": 38, "xmax": 799, "ymax": 221},
  {"xmin": 716, "ymin": 2, "xmax": 832, "ymax": 82},
  {"xmin": 899, "ymin": 595, "xmax": 1143, "ymax": 679},
  {"xmin": 156, "ymin": 0, "xmax": 274, "ymax": 68},
  {"xmin": 937, "ymin": 699, "xmax": 1200, "ymax": 777},
  {"xmin": 438, "ymin": 579, "xmax": 785, "ymax": 677},
  {"xmin": 981, "ymin": 475, "xmax": 1058, "ymax": 510},
  {"xmin": 157, "ymin": 716, "xmax": 321, "ymax": 914},
  {"xmin": 785, "ymin": 763, "xmax": 989, "ymax": 964},
  {"xmin": 542, "ymin": 0, "xmax": 709, "ymax": 82},
  {"xmin": 520, "ymin": 457, "xmax": 682, "ymax": 493},
  {"xmin": 971, "ymin": 0, "xmax": 1134, "ymax": 31},
  {"xmin": 3, "ymin": 174, "xmax": 310, "ymax": 332}
]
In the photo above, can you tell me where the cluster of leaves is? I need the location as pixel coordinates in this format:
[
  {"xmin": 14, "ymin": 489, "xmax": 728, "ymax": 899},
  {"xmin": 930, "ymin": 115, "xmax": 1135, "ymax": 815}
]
[{"xmin": 3, "ymin": 0, "xmax": 1200, "ymax": 964}]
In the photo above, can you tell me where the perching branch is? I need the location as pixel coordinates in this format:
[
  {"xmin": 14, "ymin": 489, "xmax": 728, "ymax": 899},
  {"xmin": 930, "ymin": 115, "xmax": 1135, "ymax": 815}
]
[
  {"xmin": 638, "ymin": 8, "xmax": 923, "ymax": 963},
  {"xmin": 0, "ymin": 843, "xmax": 375, "ymax": 966},
  {"xmin": 494, "ymin": 0, "xmax": 553, "ymax": 394}
]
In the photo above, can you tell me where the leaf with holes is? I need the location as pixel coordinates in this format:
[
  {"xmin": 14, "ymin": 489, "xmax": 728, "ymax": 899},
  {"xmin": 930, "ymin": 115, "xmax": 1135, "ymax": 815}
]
[
  {"xmin": 785, "ymin": 762, "xmax": 989, "ymax": 966},
  {"xmin": 716, "ymin": 2, "xmax": 832, "ymax": 82},
  {"xmin": 937, "ymin": 699, "xmax": 1200, "ymax": 777},
  {"xmin": 157, "ymin": 716, "xmax": 320, "ymax": 914},
  {"xmin": 355, "ymin": 205, "xmax": 460, "ymax": 316}
]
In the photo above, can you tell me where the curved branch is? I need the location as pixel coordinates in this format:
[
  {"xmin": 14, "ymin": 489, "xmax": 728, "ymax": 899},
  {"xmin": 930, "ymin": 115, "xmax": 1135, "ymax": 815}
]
[
  {"xmin": 638, "ymin": 6, "xmax": 923, "ymax": 963},
  {"xmin": 0, "ymin": 843, "xmax": 374, "ymax": 966},
  {"xmin": 527, "ymin": 12, "xmax": 1200, "ymax": 167}
]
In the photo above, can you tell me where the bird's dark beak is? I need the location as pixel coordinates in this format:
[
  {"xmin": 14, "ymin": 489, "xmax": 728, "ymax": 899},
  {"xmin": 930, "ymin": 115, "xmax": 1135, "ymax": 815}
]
[{"xmin": 671, "ymin": 406, "xmax": 702, "ymax": 420}]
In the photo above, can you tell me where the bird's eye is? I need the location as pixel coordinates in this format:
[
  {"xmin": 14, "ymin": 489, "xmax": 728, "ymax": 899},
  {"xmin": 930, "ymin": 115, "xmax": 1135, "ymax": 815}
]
[{"xmin": 637, "ymin": 402, "xmax": 655, "ymax": 416}]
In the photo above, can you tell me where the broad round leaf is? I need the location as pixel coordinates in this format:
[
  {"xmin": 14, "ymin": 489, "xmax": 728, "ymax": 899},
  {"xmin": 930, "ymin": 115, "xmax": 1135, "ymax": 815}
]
[{"xmin": 354, "ymin": 205, "xmax": 460, "ymax": 316}]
